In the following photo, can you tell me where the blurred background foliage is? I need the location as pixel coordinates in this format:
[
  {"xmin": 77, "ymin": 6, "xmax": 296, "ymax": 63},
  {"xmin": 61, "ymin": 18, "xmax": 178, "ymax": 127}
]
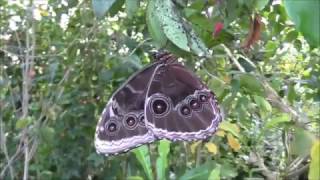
[{"xmin": 0, "ymin": 0, "xmax": 319, "ymax": 179}]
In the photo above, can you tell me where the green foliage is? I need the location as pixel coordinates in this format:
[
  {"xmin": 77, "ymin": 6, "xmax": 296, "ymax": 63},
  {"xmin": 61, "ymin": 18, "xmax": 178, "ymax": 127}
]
[
  {"xmin": 133, "ymin": 145, "xmax": 153, "ymax": 180},
  {"xmin": 0, "ymin": 0, "xmax": 319, "ymax": 179},
  {"xmin": 284, "ymin": 0, "xmax": 320, "ymax": 47}
]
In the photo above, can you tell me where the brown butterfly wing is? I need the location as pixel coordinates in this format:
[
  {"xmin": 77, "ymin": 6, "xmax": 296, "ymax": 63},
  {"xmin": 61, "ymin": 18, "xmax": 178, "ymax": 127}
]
[
  {"xmin": 95, "ymin": 63, "xmax": 159, "ymax": 155},
  {"xmin": 144, "ymin": 63, "xmax": 222, "ymax": 141}
]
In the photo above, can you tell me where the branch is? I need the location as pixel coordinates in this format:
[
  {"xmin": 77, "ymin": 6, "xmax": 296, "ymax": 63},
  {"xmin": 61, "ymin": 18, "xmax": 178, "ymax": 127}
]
[
  {"xmin": 0, "ymin": 118, "xmax": 14, "ymax": 179},
  {"xmin": 221, "ymin": 44, "xmax": 308, "ymax": 126},
  {"xmin": 251, "ymin": 152, "xmax": 279, "ymax": 180}
]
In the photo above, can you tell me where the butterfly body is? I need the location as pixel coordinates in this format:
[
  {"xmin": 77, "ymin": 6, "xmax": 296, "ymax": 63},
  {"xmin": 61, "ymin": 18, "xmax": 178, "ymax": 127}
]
[{"xmin": 94, "ymin": 53, "xmax": 222, "ymax": 156}]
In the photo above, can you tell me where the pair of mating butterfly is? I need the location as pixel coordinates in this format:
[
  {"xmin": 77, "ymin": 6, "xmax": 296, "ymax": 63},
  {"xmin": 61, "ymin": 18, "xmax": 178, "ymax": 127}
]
[{"xmin": 94, "ymin": 52, "xmax": 222, "ymax": 156}]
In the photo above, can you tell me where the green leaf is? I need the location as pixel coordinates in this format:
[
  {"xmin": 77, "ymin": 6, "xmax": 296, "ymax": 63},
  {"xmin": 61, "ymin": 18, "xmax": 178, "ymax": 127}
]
[
  {"xmin": 208, "ymin": 166, "xmax": 221, "ymax": 180},
  {"xmin": 208, "ymin": 78, "xmax": 225, "ymax": 98},
  {"xmin": 16, "ymin": 116, "xmax": 33, "ymax": 129},
  {"xmin": 284, "ymin": 0, "xmax": 320, "ymax": 47},
  {"xmin": 146, "ymin": 0, "xmax": 168, "ymax": 47},
  {"xmin": 219, "ymin": 162, "xmax": 238, "ymax": 179},
  {"xmin": 266, "ymin": 113, "xmax": 291, "ymax": 128},
  {"xmin": 133, "ymin": 145, "xmax": 153, "ymax": 180},
  {"xmin": 287, "ymin": 84, "xmax": 297, "ymax": 104},
  {"xmin": 156, "ymin": 140, "xmax": 171, "ymax": 180},
  {"xmin": 218, "ymin": 121, "xmax": 240, "ymax": 138},
  {"xmin": 157, "ymin": 0, "xmax": 189, "ymax": 52},
  {"xmin": 179, "ymin": 162, "xmax": 214, "ymax": 180},
  {"xmin": 87, "ymin": 153, "xmax": 104, "ymax": 167},
  {"xmin": 155, "ymin": 0, "xmax": 209, "ymax": 56},
  {"xmin": 127, "ymin": 176, "xmax": 144, "ymax": 180},
  {"xmin": 255, "ymin": 0, "xmax": 269, "ymax": 10},
  {"xmin": 92, "ymin": 0, "xmax": 116, "ymax": 19},
  {"xmin": 125, "ymin": 0, "xmax": 140, "ymax": 19},
  {"xmin": 239, "ymin": 74, "xmax": 265, "ymax": 95},
  {"xmin": 39, "ymin": 126, "xmax": 55, "ymax": 143},
  {"xmin": 291, "ymin": 127, "xmax": 316, "ymax": 156},
  {"xmin": 309, "ymin": 141, "xmax": 320, "ymax": 180},
  {"xmin": 253, "ymin": 95, "xmax": 272, "ymax": 112},
  {"xmin": 109, "ymin": 0, "xmax": 125, "ymax": 16}
]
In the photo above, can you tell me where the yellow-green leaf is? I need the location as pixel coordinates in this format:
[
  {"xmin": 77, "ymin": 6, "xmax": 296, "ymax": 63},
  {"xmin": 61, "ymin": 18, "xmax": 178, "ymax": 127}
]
[
  {"xmin": 16, "ymin": 116, "xmax": 33, "ymax": 129},
  {"xmin": 227, "ymin": 133, "xmax": 241, "ymax": 151},
  {"xmin": 208, "ymin": 166, "xmax": 220, "ymax": 180},
  {"xmin": 266, "ymin": 113, "xmax": 291, "ymax": 129},
  {"xmin": 309, "ymin": 140, "xmax": 320, "ymax": 180},
  {"xmin": 219, "ymin": 121, "xmax": 240, "ymax": 138},
  {"xmin": 216, "ymin": 130, "xmax": 225, "ymax": 137},
  {"xmin": 205, "ymin": 143, "xmax": 218, "ymax": 155}
]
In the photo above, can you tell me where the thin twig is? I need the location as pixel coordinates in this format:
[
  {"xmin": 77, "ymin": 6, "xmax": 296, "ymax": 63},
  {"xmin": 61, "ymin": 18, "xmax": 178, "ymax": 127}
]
[{"xmin": 0, "ymin": 118, "xmax": 14, "ymax": 179}]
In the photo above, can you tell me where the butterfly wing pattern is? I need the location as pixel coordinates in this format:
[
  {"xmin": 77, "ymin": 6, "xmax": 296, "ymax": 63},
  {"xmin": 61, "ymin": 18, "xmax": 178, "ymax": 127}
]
[
  {"xmin": 144, "ymin": 62, "xmax": 222, "ymax": 141},
  {"xmin": 94, "ymin": 63, "xmax": 159, "ymax": 155},
  {"xmin": 94, "ymin": 52, "xmax": 222, "ymax": 156}
]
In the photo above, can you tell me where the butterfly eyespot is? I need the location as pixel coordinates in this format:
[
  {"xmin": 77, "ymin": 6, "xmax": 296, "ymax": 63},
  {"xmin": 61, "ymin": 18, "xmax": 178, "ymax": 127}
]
[
  {"xmin": 123, "ymin": 114, "xmax": 138, "ymax": 130},
  {"xmin": 153, "ymin": 99, "xmax": 167, "ymax": 114},
  {"xmin": 126, "ymin": 117, "xmax": 136, "ymax": 126},
  {"xmin": 199, "ymin": 94, "xmax": 208, "ymax": 103},
  {"xmin": 149, "ymin": 94, "xmax": 171, "ymax": 117},
  {"xmin": 180, "ymin": 105, "xmax": 191, "ymax": 116},
  {"xmin": 189, "ymin": 99, "xmax": 201, "ymax": 110},
  {"xmin": 107, "ymin": 123, "xmax": 117, "ymax": 132}
]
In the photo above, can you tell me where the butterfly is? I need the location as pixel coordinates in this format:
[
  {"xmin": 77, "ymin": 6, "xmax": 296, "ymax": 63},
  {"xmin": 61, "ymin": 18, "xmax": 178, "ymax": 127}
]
[{"xmin": 94, "ymin": 52, "xmax": 222, "ymax": 156}]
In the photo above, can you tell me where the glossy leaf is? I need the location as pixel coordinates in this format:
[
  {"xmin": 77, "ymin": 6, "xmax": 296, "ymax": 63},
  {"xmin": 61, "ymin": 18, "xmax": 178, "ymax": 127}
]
[{"xmin": 146, "ymin": 0, "xmax": 168, "ymax": 47}]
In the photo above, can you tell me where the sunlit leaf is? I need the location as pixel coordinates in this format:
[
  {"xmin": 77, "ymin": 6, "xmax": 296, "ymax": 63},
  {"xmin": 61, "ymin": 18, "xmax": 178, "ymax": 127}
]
[
  {"xmin": 156, "ymin": 140, "xmax": 171, "ymax": 180},
  {"xmin": 227, "ymin": 133, "xmax": 241, "ymax": 151},
  {"xmin": 133, "ymin": 145, "xmax": 153, "ymax": 180},
  {"xmin": 309, "ymin": 140, "xmax": 320, "ymax": 180},
  {"xmin": 205, "ymin": 143, "xmax": 218, "ymax": 155},
  {"xmin": 208, "ymin": 166, "xmax": 220, "ymax": 180},
  {"xmin": 216, "ymin": 130, "xmax": 225, "ymax": 137},
  {"xmin": 265, "ymin": 113, "xmax": 291, "ymax": 129},
  {"xmin": 254, "ymin": 95, "xmax": 272, "ymax": 112},
  {"xmin": 219, "ymin": 122, "xmax": 240, "ymax": 138}
]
